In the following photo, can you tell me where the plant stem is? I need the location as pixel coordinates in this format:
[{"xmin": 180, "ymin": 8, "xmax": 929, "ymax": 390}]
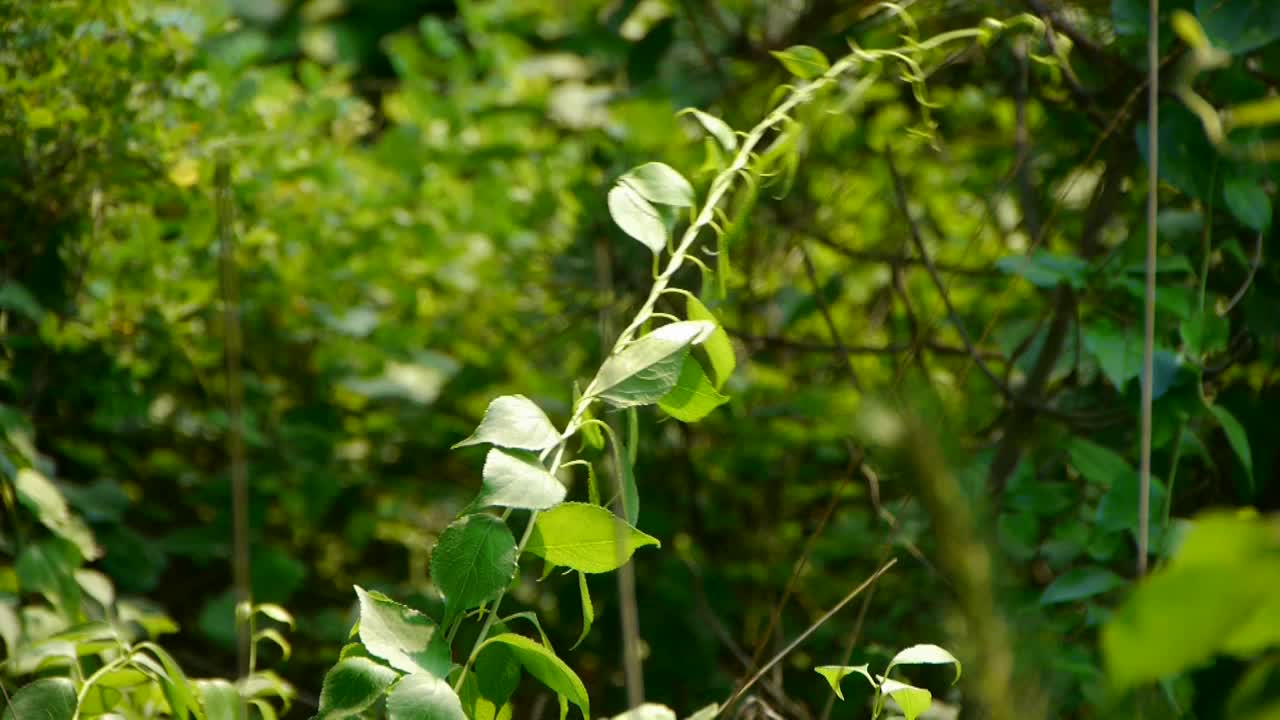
[{"xmin": 1138, "ymin": 0, "xmax": 1159, "ymax": 579}]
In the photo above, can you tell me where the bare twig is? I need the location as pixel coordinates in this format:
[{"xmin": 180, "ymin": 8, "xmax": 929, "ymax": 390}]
[
  {"xmin": 1219, "ymin": 231, "xmax": 1264, "ymax": 315},
  {"xmin": 884, "ymin": 149, "xmax": 1013, "ymax": 399},
  {"xmin": 798, "ymin": 241, "xmax": 863, "ymax": 390},
  {"xmin": 718, "ymin": 559, "xmax": 899, "ymax": 718}
]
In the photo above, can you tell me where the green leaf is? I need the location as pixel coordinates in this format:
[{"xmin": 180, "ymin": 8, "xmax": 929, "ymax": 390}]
[
  {"xmin": 453, "ymin": 395, "xmax": 561, "ymax": 451},
  {"xmin": 814, "ymin": 664, "xmax": 872, "ymax": 700},
  {"xmin": 138, "ymin": 642, "xmax": 204, "ymax": 720},
  {"xmin": 474, "ymin": 449, "xmax": 566, "ymax": 511},
  {"xmin": 997, "ymin": 251, "xmax": 1088, "ymax": 289},
  {"xmin": 1181, "ymin": 312, "xmax": 1230, "ymax": 357},
  {"xmin": 254, "ymin": 627, "xmax": 292, "ymax": 660},
  {"xmin": 0, "ymin": 281, "xmax": 45, "ymax": 321},
  {"xmin": 657, "ymin": 356, "xmax": 729, "ymax": 422},
  {"xmin": 198, "ymin": 679, "xmax": 246, "ymax": 720},
  {"xmin": 684, "ymin": 295, "xmax": 735, "ymax": 389},
  {"xmin": 1208, "ymin": 404, "xmax": 1253, "ymax": 489},
  {"xmin": 1040, "ymin": 566, "xmax": 1127, "ymax": 605},
  {"xmin": 683, "ymin": 705, "xmax": 720, "ymax": 720},
  {"xmin": 354, "ymin": 586, "xmax": 450, "ymax": 677},
  {"xmin": 682, "ymin": 109, "xmax": 737, "ymax": 152},
  {"xmin": 477, "ymin": 633, "xmax": 589, "ymax": 719},
  {"xmin": 386, "ymin": 673, "xmax": 466, "ymax": 720},
  {"xmin": 14, "ymin": 468, "xmax": 100, "ymax": 560},
  {"xmin": 885, "ymin": 644, "xmax": 962, "ymax": 684},
  {"xmin": 608, "ymin": 183, "xmax": 667, "ymax": 253},
  {"xmin": 431, "ymin": 514, "xmax": 518, "ymax": 627},
  {"xmin": 1196, "ymin": 0, "xmax": 1280, "ymax": 54},
  {"xmin": 587, "ymin": 321, "xmax": 715, "ymax": 408},
  {"xmin": 771, "ymin": 45, "xmax": 830, "ymax": 79},
  {"xmin": 619, "ymin": 162, "xmax": 695, "ymax": 207},
  {"xmin": 570, "ymin": 571, "xmax": 593, "ymax": 650},
  {"xmin": 254, "ymin": 603, "xmax": 295, "ymax": 628},
  {"xmin": 1223, "ymin": 176, "xmax": 1272, "ymax": 231},
  {"xmin": 1067, "ymin": 438, "xmax": 1133, "ymax": 488},
  {"xmin": 525, "ymin": 502, "xmax": 660, "ymax": 573},
  {"xmin": 317, "ymin": 657, "xmax": 399, "ymax": 719},
  {"xmin": 2, "ymin": 678, "xmax": 76, "ymax": 720},
  {"xmin": 1097, "ymin": 472, "xmax": 1166, "ymax": 536},
  {"xmin": 609, "ymin": 704, "xmax": 677, "ymax": 720},
  {"xmin": 1083, "ymin": 323, "xmax": 1145, "ymax": 389},
  {"xmin": 16, "ymin": 539, "xmax": 80, "ymax": 613},
  {"xmin": 879, "ymin": 678, "xmax": 932, "ymax": 720}
]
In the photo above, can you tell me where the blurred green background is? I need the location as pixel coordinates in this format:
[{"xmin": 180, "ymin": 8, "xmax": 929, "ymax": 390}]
[{"xmin": 2, "ymin": 0, "xmax": 1278, "ymax": 718}]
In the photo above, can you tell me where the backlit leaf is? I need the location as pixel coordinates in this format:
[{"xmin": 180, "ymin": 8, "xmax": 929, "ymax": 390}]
[
  {"xmin": 684, "ymin": 295, "xmax": 735, "ymax": 389},
  {"xmin": 771, "ymin": 45, "xmax": 830, "ymax": 79},
  {"xmin": 657, "ymin": 356, "xmax": 729, "ymax": 422},
  {"xmin": 886, "ymin": 644, "xmax": 962, "ymax": 683},
  {"xmin": 525, "ymin": 502, "xmax": 659, "ymax": 573},
  {"xmin": 814, "ymin": 664, "xmax": 872, "ymax": 700}
]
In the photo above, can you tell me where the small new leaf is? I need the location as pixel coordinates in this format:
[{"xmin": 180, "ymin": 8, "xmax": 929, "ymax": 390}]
[
  {"xmin": 885, "ymin": 644, "xmax": 962, "ymax": 684},
  {"xmin": 681, "ymin": 109, "xmax": 737, "ymax": 152},
  {"xmin": 814, "ymin": 664, "xmax": 872, "ymax": 700}
]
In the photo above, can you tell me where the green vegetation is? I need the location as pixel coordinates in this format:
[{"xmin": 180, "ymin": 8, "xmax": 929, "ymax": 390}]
[{"xmin": 2, "ymin": 1, "xmax": 1278, "ymax": 719}]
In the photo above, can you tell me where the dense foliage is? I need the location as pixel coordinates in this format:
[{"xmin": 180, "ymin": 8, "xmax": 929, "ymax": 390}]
[{"xmin": 2, "ymin": 1, "xmax": 1278, "ymax": 719}]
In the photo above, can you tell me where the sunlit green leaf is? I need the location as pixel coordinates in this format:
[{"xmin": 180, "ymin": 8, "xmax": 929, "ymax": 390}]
[
  {"xmin": 386, "ymin": 673, "xmax": 467, "ymax": 720},
  {"xmin": 620, "ymin": 162, "xmax": 695, "ymax": 207},
  {"xmin": 587, "ymin": 321, "xmax": 715, "ymax": 408},
  {"xmin": 682, "ymin": 109, "xmax": 737, "ymax": 152},
  {"xmin": 885, "ymin": 644, "xmax": 962, "ymax": 683},
  {"xmin": 354, "ymin": 586, "xmax": 449, "ymax": 677},
  {"xmin": 608, "ymin": 183, "xmax": 667, "ymax": 253},
  {"xmin": 453, "ymin": 395, "xmax": 562, "ymax": 451},
  {"xmin": 474, "ymin": 449, "xmax": 566, "ymax": 511},
  {"xmin": 814, "ymin": 664, "xmax": 872, "ymax": 700}
]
